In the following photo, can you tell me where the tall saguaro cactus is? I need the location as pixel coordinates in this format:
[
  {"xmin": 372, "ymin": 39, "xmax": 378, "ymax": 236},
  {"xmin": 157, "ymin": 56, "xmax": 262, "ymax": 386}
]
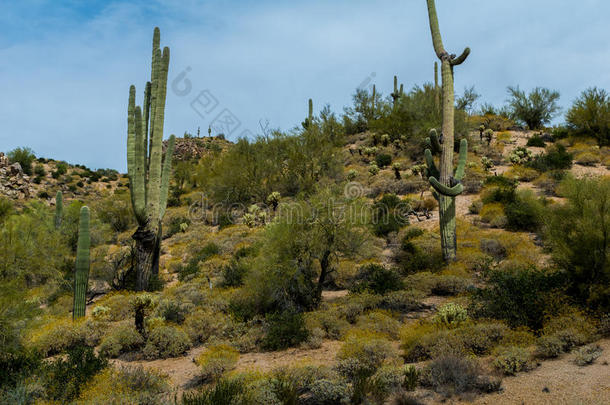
[
  {"xmin": 434, "ymin": 62, "xmax": 440, "ymax": 113},
  {"xmin": 73, "ymin": 206, "xmax": 90, "ymax": 319},
  {"xmin": 54, "ymin": 191, "xmax": 63, "ymax": 229},
  {"xmin": 127, "ymin": 27, "xmax": 176, "ymax": 291},
  {"xmin": 425, "ymin": 0, "xmax": 470, "ymax": 261},
  {"xmin": 302, "ymin": 98, "xmax": 314, "ymax": 129}
]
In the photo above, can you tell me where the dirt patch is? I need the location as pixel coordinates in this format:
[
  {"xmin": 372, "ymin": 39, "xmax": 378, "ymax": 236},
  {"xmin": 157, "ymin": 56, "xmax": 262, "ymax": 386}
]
[{"xmin": 470, "ymin": 339, "xmax": 610, "ymax": 405}]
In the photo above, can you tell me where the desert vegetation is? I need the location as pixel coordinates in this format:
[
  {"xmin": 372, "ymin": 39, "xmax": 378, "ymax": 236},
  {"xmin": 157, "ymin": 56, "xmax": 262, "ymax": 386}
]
[{"xmin": 1, "ymin": 1, "xmax": 609, "ymax": 404}]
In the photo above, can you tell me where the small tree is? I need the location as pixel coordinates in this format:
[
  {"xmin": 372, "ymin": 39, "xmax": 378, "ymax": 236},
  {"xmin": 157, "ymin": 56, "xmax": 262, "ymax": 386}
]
[
  {"xmin": 7, "ymin": 147, "xmax": 36, "ymax": 175},
  {"xmin": 566, "ymin": 87, "xmax": 610, "ymax": 146},
  {"xmin": 506, "ymin": 86, "xmax": 561, "ymax": 129}
]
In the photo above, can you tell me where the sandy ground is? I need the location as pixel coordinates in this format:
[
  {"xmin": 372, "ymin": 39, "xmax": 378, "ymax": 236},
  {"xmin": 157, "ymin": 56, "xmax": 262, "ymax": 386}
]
[{"xmin": 470, "ymin": 339, "xmax": 610, "ymax": 405}]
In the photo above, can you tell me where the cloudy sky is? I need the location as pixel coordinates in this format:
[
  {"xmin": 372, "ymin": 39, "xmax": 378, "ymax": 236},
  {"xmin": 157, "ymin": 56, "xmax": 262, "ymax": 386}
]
[{"xmin": 1, "ymin": 0, "xmax": 609, "ymax": 171}]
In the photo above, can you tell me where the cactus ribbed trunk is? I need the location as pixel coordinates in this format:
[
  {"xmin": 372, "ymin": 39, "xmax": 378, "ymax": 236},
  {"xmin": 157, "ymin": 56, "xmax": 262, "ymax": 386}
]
[
  {"xmin": 425, "ymin": 0, "xmax": 470, "ymax": 262},
  {"xmin": 73, "ymin": 206, "xmax": 90, "ymax": 319},
  {"xmin": 127, "ymin": 27, "xmax": 175, "ymax": 291},
  {"xmin": 54, "ymin": 191, "xmax": 63, "ymax": 229}
]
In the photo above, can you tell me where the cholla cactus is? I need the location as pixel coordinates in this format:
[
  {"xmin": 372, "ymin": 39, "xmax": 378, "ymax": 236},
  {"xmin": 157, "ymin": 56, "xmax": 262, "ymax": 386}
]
[
  {"xmin": 130, "ymin": 293, "xmax": 154, "ymax": 336},
  {"xmin": 484, "ymin": 129, "xmax": 494, "ymax": 146},
  {"xmin": 392, "ymin": 163, "xmax": 402, "ymax": 180},
  {"xmin": 368, "ymin": 163, "xmax": 379, "ymax": 176},
  {"xmin": 346, "ymin": 169, "xmax": 358, "ymax": 181},
  {"xmin": 266, "ymin": 191, "xmax": 281, "ymax": 211},
  {"xmin": 242, "ymin": 213, "xmax": 256, "ymax": 228},
  {"xmin": 509, "ymin": 147, "xmax": 533, "ymax": 165},
  {"xmin": 479, "ymin": 125, "xmax": 486, "ymax": 141},
  {"xmin": 481, "ymin": 156, "xmax": 494, "ymax": 172},
  {"xmin": 434, "ymin": 303, "xmax": 468, "ymax": 327},
  {"xmin": 425, "ymin": 0, "xmax": 471, "ymax": 261},
  {"xmin": 381, "ymin": 134, "xmax": 391, "ymax": 146}
]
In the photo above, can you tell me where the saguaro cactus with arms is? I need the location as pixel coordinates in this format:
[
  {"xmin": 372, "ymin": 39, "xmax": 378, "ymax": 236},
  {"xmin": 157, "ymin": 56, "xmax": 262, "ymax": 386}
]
[
  {"xmin": 127, "ymin": 27, "xmax": 176, "ymax": 290},
  {"xmin": 424, "ymin": 0, "xmax": 470, "ymax": 261}
]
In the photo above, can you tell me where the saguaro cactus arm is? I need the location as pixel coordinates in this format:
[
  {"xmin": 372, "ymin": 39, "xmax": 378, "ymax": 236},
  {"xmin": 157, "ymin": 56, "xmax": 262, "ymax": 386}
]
[
  {"xmin": 424, "ymin": 149, "xmax": 440, "ymax": 179},
  {"xmin": 159, "ymin": 134, "xmax": 176, "ymax": 219},
  {"xmin": 428, "ymin": 177, "xmax": 464, "ymax": 197},
  {"xmin": 454, "ymin": 139, "xmax": 468, "ymax": 181}
]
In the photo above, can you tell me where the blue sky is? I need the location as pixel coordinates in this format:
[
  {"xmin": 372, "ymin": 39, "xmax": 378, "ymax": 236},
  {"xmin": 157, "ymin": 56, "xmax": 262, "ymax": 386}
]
[{"xmin": 1, "ymin": 0, "xmax": 609, "ymax": 171}]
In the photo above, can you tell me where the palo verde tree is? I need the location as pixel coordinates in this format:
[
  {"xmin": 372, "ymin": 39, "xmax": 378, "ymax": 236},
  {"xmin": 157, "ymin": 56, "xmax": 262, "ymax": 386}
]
[
  {"xmin": 127, "ymin": 27, "xmax": 176, "ymax": 290},
  {"xmin": 424, "ymin": 0, "xmax": 470, "ymax": 261}
]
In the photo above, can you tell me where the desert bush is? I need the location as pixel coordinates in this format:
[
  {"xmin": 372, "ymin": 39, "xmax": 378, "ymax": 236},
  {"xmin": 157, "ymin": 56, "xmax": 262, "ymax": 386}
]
[
  {"xmin": 404, "ymin": 272, "xmax": 469, "ymax": 297},
  {"xmin": 98, "ymin": 323, "xmax": 144, "ymax": 358},
  {"xmin": 375, "ymin": 153, "xmax": 392, "ymax": 168},
  {"xmin": 532, "ymin": 170, "xmax": 565, "ymax": 195},
  {"xmin": 546, "ymin": 176, "xmax": 610, "ymax": 309},
  {"xmin": 420, "ymin": 355, "xmax": 500, "ymax": 397},
  {"xmin": 574, "ymin": 151, "xmax": 600, "ymax": 166},
  {"xmin": 336, "ymin": 330, "xmax": 398, "ymax": 380},
  {"xmin": 369, "ymin": 365, "xmax": 403, "ymax": 404},
  {"xmin": 433, "ymin": 303, "xmax": 468, "ymax": 327},
  {"xmin": 479, "ymin": 238, "xmax": 507, "ymax": 261},
  {"xmin": 470, "ymin": 266, "xmax": 565, "ymax": 330},
  {"xmin": 94, "ymin": 192, "xmax": 134, "ymax": 232},
  {"xmin": 402, "ymin": 365, "xmax": 420, "ymax": 391},
  {"xmin": 142, "ymin": 325, "xmax": 191, "ymax": 359},
  {"xmin": 481, "ymin": 176, "xmax": 517, "ymax": 204},
  {"xmin": 196, "ymin": 344, "xmax": 239, "ymax": 381},
  {"xmin": 534, "ymin": 335, "xmax": 565, "ymax": 358},
  {"xmin": 183, "ymin": 309, "xmax": 231, "ymax": 344},
  {"xmin": 350, "ymin": 264, "xmax": 404, "ymax": 294},
  {"xmin": 379, "ymin": 290, "xmax": 425, "ymax": 312},
  {"xmin": 506, "ymin": 86, "xmax": 561, "ymax": 129},
  {"xmin": 504, "ymin": 189, "xmax": 544, "ymax": 232},
  {"xmin": 573, "ymin": 344, "xmax": 603, "ymax": 366},
  {"xmin": 0, "ymin": 197, "xmax": 13, "ymax": 222},
  {"xmin": 154, "ymin": 298, "xmax": 194, "ymax": 324},
  {"xmin": 181, "ymin": 377, "xmax": 244, "ymax": 405},
  {"xmin": 40, "ymin": 344, "xmax": 107, "ymax": 402},
  {"xmin": 95, "ymin": 292, "xmax": 134, "ymax": 321},
  {"xmin": 566, "ymin": 87, "xmax": 610, "ymax": 146},
  {"xmin": 528, "ymin": 144, "xmax": 573, "ymax": 172},
  {"xmin": 305, "ymin": 310, "xmax": 351, "ymax": 340},
  {"xmin": 7, "ymin": 147, "xmax": 36, "ymax": 175},
  {"xmin": 372, "ymin": 194, "xmax": 409, "ymax": 236},
  {"xmin": 221, "ymin": 259, "xmax": 249, "ymax": 287},
  {"xmin": 396, "ymin": 231, "xmax": 444, "ymax": 274},
  {"xmin": 178, "ymin": 242, "xmax": 220, "ymax": 281},
  {"xmin": 504, "ymin": 165, "xmax": 539, "ymax": 182},
  {"xmin": 301, "ymin": 378, "xmax": 351, "ymax": 405},
  {"xmin": 79, "ymin": 366, "xmax": 169, "ymax": 404},
  {"xmin": 356, "ymin": 310, "xmax": 402, "ymax": 339},
  {"xmin": 526, "ymin": 133, "xmax": 546, "ymax": 147},
  {"xmin": 480, "ymin": 203, "xmax": 507, "ymax": 228},
  {"xmin": 493, "ymin": 346, "xmax": 533, "ymax": 375},
  {"xmin": 28, "ymin": 317, "xmax": 90, "ymax": 357},
  {"xmin": 262, "ymin": 310, "xmax": 309, "ymax": 351}
]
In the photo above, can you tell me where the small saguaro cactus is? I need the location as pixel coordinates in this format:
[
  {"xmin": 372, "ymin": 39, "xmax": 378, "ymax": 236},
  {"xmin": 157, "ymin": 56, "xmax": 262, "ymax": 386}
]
[
  {"xmin": 73, "ymin": 206, "xmax": 90, "ymax": 319},
  {"xmin": 425, "ymin": 0, "xmax": 471, "ymax": 261},
  {"xmin": 127, "ymin": 27, "xmax": 176, "ymax": 291},
  {"xmin": 54, "ymin": 191, "xmax": 63, "ymax": 229},
  {"xmin": 391, "ymin": 75, "xmax": 404, "ymax": 106},
  {"xmin": 302, "ymin": 99, "xmax": 314, "ymax": 129}
]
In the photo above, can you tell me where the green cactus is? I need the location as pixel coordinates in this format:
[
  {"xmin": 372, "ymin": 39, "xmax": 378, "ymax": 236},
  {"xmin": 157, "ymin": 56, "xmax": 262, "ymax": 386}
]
[
  {"xmin": 372, "ymin": 84, "xmax": 376, "ymax": 113},
  {"xmin": 391, "ymin": 75, "xmax": 404, "ymax": 106},
  {"xmin": 434, "ymin": 61, "xmax": 440, "ymax": 113},
  {"xmin": 425, "ymin": 0, "xmax": 471, "ymax": 261},
  {"xmin": 54, "ymin": 191, "xmax": 63, "ymax": 229},
  {"xmin": 73, "ymin": 206, "xmax": 90, "ymax": 319},
  {"xmin": 127, "ymin": 27, "xmax": 176, "ymax": 291},
  {"xmin": 302, "ymin": 98, "xmax": 314, "ymax": 129}
]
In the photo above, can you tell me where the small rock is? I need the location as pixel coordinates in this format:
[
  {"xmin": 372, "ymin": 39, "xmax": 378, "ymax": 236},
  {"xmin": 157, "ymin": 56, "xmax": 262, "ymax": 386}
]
[{"xmin": 542, "ymin": 387, "xmax": 550, "ymax": 393}]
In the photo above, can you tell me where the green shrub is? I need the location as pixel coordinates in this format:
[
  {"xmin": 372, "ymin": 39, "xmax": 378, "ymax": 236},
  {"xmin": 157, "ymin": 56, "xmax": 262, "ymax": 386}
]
[
  {"xmin": 526, "ymin": 134, "xmax": 546, "ymax": 147},
  {"xmin": 504, "ymin": 190, "xmax": 544, "ymax": 232},
  {"xmin": 534, "ymin": 335, "xmax": 564, "ymax": 359},
  {"xmin": 506, "ymin": 86, "xmax": 560, "ymax": 129},
  {"xmin": 336, "ymin": 330, "xmax": 397, "ymax": 381},
  {"xmin": 221, "ymin": 259, "xmax": 249, "ymax": 287},
  {"xmin": 493, "ymin": 346, "xmax": 533, "ymax": 375},
  {"xmin": 142, "ymin": 325, "xmax": 191, "ymax": 359},
  {"xmin": 372, "ymin": 194, "xmax": 409, "ymax": 236},
  {"xmin": 7, "ymin": 147, "xmax": 36, "ymax": 175},
  {"xmin": 375, "ymin": 153, "xmax": 392, "ymax": 168},
  {"xmin": 355, "ymin": 310, "xmax": 402, "ymax": 339},
  {"xmin": 573, "ymin": 344, "xmax": 603, "ymax": 366},
  {"xmin": 302, "ymin": 378, "xmax": 351, "ymax": 405},
  {"xmin": 479, "ymin": 238, "xmax": 507, "ymax": 261},
  {"xmin": 79, "ymin": 366, "xmax": 169, "ymax": 404},
  {"xmin": 379, "ymin": 290, "xmax": 424, "ymax": 312},
  {"xmin": 470, "ymin": 266, "xmax": 565, "ymax": 330},
  {"xmin": 369, "ymin": 365, "xmax": 403, "ymax": 404},
  {"xmin": 263, "ymin": 310, "xmax": 309, "ymax": 350},
  {"xmin": 481, "ymin": 176, "xmax": 517, "ymax": 204},
  {"xmin": 350, "ymin": 264, "xmax": 403, "ymax": 295},
  {"xmin": 98, "ymin": 324, "xmax": 144, "ymax": 358},
  {"xmin": 181, "ymin": 377, "xmax": 244, "ymax": 405},
  {"xmin": 528, "ymin": 144, "xmax": 573, "ymax": 172},
  {"xmin": 421, "ymin": 355, "xmax": 500, "ymax": 396},
  {"xmin": 566, "ymin": 87, "xmax": 610, "ymax": 146},
  {"xmin": 403, "ymin": 364, "xmax": 420, "ymax": 392},
  {"xmin": 305, "ymin": 310, "xmax": 351, "ymax": 340},
  {"xmin": 183, "ymin": 309, "xmax": 229, "ymax": 344},
  {"xmin": 196, "ymin": 345, "xmax": 239, "ymax": 381},
  {"xmin": 178, "ymin": 242, "xmax": 220, "ymax": 281},
  {"xmin": 0, "ymin": 197, "xmax": 13, "ymax": 222},
  {"xmin": 155, "ymin": 298, "xmax": 194, "ymax": 324},
  {"xmin": 40, "ymin": 345, "xmax": 107, "ymax": 402}
]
